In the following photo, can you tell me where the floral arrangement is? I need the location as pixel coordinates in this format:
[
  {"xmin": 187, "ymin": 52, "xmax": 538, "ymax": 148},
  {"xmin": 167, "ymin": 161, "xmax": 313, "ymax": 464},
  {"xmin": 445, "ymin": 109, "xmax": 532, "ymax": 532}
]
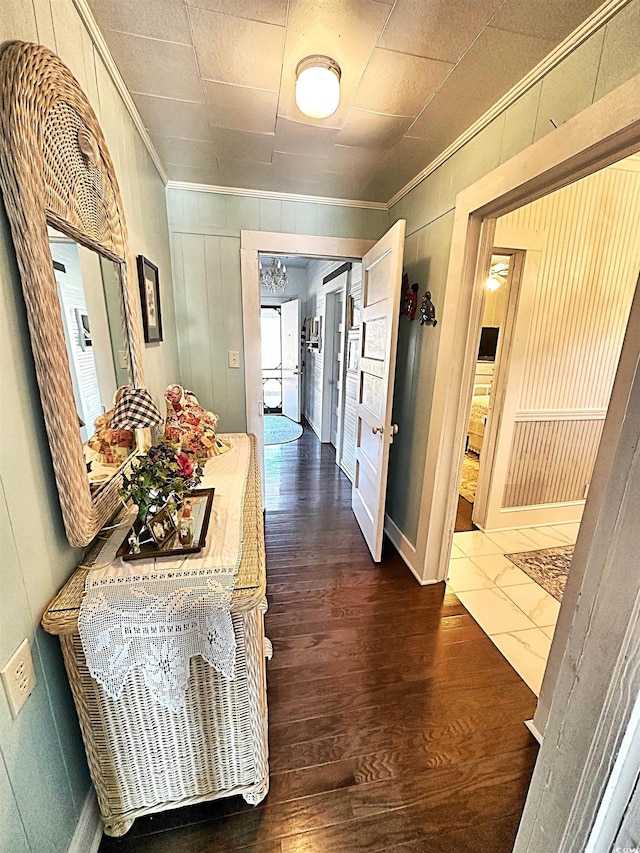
[{"xmin": 120, "ymin": 441, "xmax": 204, "ymax": 527}]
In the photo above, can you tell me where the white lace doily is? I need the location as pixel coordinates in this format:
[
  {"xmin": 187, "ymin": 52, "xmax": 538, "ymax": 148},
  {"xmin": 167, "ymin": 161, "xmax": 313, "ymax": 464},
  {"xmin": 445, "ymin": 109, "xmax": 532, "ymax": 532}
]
[{"xmin": 78, "ymin": 434, "xmax": 250, "ymax": 712}]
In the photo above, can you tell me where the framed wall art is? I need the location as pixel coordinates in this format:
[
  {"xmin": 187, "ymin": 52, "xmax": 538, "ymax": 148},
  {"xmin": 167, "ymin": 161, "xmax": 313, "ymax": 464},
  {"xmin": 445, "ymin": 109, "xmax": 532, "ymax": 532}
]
[{"xmin": 137, "ymin": 255, "xmax": 163, "ymax": 343}]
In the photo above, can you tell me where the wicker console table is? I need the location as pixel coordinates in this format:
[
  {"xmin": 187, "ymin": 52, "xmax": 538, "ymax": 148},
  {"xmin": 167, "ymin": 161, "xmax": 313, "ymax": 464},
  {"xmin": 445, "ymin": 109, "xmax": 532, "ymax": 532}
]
[{"xmin": 42, "ymin": 434, "xmax": 269, "ymax": 837}]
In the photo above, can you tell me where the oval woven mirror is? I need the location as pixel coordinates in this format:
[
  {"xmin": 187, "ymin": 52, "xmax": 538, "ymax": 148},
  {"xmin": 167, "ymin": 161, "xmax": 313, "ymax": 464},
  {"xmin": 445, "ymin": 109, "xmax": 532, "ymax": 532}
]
[{"xmin": 0, "ymin": 41, "xmax": 146, "ymax": 546}]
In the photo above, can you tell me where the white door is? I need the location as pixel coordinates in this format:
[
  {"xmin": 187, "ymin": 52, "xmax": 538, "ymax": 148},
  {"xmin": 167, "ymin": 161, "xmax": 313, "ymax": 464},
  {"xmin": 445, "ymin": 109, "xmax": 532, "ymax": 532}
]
[
  {"xmin": 352, "ymin": 219, "xmax": 406, "ymax": 561},
  {"xmin": 330, "ymin": 291, "xmax": 343, "ymax": 447},
  {"xmin": 281, "ymin": 298, "xmax": 301, "ymax": 422}
]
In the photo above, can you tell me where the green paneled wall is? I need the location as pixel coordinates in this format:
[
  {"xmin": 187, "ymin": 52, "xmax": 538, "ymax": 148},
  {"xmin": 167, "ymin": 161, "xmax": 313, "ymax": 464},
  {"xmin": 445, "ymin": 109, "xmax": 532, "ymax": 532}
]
[
  {"xmin": 385, "ymin": 0, "xmax": 640, "ymax": 546},
  {"xmin": 0, "ymin": 3, "xmax": 179, "ymax": 851},
  {"xmin": 167, "ymin": 189, "xmax": 388, "ymax": 432}
]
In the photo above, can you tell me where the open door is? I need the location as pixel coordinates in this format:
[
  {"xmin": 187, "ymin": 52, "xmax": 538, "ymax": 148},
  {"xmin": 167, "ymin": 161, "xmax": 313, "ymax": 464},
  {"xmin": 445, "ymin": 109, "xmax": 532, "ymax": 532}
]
[
  {"xmin": 352, "ymin": 219, "xmax": 406, "ymax": 561},
  {"xmin": 281, "ymin": 298, "xmax": 301, "ymax": 422}
]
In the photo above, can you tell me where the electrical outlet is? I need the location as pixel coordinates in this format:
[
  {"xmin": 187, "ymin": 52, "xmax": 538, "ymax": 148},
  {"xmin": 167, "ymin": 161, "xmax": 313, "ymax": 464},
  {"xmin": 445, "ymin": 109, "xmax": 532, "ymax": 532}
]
[
  {"xmin": 1, "ymin": 639, "xmax": 36, "ymax": 719},
  {"xmin": 118, "ymin": 350, "xmax": 129, "ymax": 369},
  {"xmin": 228, "ymin": 350, "xmax": 240, "ymax": 368}
]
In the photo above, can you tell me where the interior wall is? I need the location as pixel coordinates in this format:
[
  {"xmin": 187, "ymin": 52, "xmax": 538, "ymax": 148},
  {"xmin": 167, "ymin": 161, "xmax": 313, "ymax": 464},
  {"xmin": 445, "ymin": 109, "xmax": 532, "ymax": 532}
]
[
  {"xmin": 385, "ymin": 1, "xmax": 640, "ymax": 553},
  {"xmin": 0, "ymin": 4, "xmax": 180, "ymax": 851},
  {"xmin": 497, "ymin": 161, "xmax": 640, "ymax": 510},
  {"xmin": 167, "ymin": 188, "xmax": 387, "ymax": 433}
]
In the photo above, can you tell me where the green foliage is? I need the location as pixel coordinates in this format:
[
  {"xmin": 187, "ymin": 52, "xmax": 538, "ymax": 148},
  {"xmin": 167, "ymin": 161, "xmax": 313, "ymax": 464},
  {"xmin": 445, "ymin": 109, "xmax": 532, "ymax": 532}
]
[{"xmin": 120, "ymin": 441, "xmax": 204, "ymax": 525}]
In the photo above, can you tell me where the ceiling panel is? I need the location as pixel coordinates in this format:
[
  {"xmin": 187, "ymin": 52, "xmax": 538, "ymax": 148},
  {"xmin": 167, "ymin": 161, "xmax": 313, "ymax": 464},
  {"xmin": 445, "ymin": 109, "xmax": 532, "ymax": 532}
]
[
  {"xmin": 133, "ymin": 93, "xmax": 214, "ymax": 141},
  {"xmin": 105, "ymin": 30, "xmax": 203, "ymax": 102},
  {"xmin": 202, "ymin": 80, "xmax": 278, "ymax": 134},
  {"xmin": 379, "ymin": 0, "xmax": 505, "ymax": 63},
  {"xmin": 408, "ymin": 26, "xmax": 556, "ymax": 141},
  {"xmin": 89, "ymin": 0, "xmax": 192, "ymax": 43},
  {"xmin": 491, "ymin": 0, "xmax": 604, "ymax": 42},
  {"xmin": 89, "ymin": 0, "xmax": 603, "ymax": 203},
  {"xmin": 189, "ymin": 7, "xmax": 284, "ymax": 89},
  {"xmin": 353, "ymin": 49, "xmax": 452, "ymax": 117},
  {"xmin": 188, "ymin": 0, "xmax": 288, "ymax": 27},
  {"xmin": 273, "ymin": 118, "xmax": 340, "ymax": 157},
  {"xmin": 338, "ymin": 110, "xmax": 413, "ymax": 150}
]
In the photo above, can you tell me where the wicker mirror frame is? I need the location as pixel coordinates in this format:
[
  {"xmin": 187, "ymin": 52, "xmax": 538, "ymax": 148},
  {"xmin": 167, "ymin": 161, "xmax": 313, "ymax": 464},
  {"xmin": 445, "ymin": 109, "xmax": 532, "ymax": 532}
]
[{"xmin": 0, "ymin": 42, "xmax": 146, "ymax": 547}]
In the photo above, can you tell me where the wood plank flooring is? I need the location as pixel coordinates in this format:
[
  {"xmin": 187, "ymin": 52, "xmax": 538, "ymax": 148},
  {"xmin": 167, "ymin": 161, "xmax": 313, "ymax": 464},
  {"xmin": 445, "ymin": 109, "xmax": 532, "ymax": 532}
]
[{"xmin": 100, "ymin": 426, "xmax": 537, "ymax": 852}]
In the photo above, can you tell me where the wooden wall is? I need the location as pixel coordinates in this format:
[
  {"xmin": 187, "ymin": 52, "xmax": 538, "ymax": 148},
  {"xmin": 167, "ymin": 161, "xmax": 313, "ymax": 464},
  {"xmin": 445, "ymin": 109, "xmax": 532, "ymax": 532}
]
[{"xmin": 498, "ymin": 160, "xmax": 640, "ymax": 508}]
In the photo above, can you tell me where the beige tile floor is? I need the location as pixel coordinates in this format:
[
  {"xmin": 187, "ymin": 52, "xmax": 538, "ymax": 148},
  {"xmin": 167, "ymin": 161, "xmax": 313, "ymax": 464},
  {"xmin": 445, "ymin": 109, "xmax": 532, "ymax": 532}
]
[{"xmin": 447, "ymin": 522, "xmax": 578, "ymax": 695}]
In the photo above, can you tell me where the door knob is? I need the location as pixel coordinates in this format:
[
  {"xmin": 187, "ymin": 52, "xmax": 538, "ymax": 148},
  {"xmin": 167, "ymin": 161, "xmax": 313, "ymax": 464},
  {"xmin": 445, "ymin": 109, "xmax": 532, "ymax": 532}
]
[
  {"xmin": 372, "ymin": 425, "xmax": 384, "ymax": 434},
  {"xmin": 391, "ymin": 424, "xmax": 399, "ymax": 435}
]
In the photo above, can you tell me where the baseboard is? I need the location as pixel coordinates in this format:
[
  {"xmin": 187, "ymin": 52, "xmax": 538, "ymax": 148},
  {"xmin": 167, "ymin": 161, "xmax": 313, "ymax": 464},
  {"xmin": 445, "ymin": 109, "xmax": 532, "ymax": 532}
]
[
  {"xmin": 525, "ymin": 719, "xmax": 544, "ymax": 744},
  {"xmin": 384, "ymin": 514, "xmax": 431, "ymax": 585},
  {"xmin": 68, "ymin": 789, "xmax": 101, "ymax": 853}
]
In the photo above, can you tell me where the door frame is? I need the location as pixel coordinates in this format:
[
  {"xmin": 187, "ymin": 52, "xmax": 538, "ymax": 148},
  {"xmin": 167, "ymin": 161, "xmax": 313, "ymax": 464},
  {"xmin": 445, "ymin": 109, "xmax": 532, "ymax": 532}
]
[
  {"xmin": 415, "ymin": 73, "xmax": 640, "ymax": 586},
  {"xmin": 240, "ymin": 232, "xmax": 375, "ymax": 490},
  {"xmin": 320, "ymin": 269, "xmax": 349, "ymax": 451}
]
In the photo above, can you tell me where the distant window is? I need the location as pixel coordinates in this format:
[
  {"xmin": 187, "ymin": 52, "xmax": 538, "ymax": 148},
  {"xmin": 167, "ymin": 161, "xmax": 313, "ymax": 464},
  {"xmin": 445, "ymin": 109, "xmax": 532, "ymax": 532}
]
[{"xmin": 478, "ymin": 326, "xmax": 499, "ymax": 361}]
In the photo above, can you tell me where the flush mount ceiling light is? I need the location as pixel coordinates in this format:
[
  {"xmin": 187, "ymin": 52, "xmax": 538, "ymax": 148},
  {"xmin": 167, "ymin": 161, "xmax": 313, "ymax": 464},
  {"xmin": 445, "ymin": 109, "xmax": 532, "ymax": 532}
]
[{"xmin": 295, "ymin": 55, "xmax": 341, "ymax": 119}]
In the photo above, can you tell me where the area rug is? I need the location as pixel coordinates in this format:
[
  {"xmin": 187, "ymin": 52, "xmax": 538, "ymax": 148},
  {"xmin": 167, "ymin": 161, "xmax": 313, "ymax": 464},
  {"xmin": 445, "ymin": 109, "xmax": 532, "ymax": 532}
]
[
  {"xmin": 459, "ymin": 451, "xmax": 480, "ymax": 503},
  {"xmin": 264, "ymin": 415, "xmax": 303, "ymax": 446},
  {"xmin": 505, "ymin": 546, "xmax": 574, "ymax": 602}
]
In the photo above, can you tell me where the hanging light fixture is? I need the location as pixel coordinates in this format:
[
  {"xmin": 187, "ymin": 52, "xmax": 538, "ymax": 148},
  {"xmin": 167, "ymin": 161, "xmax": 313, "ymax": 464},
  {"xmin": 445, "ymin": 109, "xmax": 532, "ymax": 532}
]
[
  {"xmin": 259, "ymin": 257, "xmax": 288, "ymax": 293},
  {"xmin": 295, "ymin": 55, "xmax": 341, "ymax": 119},
  {"xmin": 486, "ymin": 261, "xmax": 509, "ymax": 291}
]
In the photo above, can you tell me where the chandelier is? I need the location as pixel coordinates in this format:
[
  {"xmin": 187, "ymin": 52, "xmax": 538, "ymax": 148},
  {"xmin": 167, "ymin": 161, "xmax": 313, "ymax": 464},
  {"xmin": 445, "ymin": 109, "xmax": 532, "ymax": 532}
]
[{"xmin": 259, "ymin": 257, "xmax": 288, "ymax": 293}]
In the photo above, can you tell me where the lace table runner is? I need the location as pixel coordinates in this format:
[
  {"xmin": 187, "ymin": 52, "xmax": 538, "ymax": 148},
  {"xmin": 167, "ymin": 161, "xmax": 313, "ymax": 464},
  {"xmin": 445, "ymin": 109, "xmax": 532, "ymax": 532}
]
[{"xmin": 78, "ymin": 434, "xmax": 251, "ymax": 711}]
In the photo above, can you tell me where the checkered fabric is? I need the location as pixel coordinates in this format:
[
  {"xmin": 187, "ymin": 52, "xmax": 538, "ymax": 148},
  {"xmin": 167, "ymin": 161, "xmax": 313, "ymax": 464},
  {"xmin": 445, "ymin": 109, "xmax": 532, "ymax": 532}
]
[{"xmin": 110, "ymin": 386, "xmax": 164, "ymax": 430}]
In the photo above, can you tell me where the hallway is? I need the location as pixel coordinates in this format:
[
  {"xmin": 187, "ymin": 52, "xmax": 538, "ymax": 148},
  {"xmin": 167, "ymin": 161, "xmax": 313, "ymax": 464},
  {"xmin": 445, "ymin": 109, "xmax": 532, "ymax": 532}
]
[{"xmin": 101, "ymin": 426, "xmax": 538, "ymax": 851}]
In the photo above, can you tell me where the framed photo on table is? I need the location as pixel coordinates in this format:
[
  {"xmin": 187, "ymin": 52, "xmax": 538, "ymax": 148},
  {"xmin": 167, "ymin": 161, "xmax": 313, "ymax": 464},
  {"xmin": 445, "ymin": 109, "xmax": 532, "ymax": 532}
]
[{"xmin": 137, "ymin": 255, "xmax": 163, "ymax": 343}]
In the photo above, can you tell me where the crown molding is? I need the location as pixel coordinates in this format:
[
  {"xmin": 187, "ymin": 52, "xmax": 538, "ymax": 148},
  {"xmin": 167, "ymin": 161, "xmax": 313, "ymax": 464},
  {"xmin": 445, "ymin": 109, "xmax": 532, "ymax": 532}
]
[
  {"xmin": 165, "ymin": 181, "xmax": 388, "ymax": 210},
  {"xmin": 387, "ymin": 0, "xmax": 631, "ymax": 209},
  {"xmin": 71, "ymin": 0, "xmax": 168, "ymax": 184}
]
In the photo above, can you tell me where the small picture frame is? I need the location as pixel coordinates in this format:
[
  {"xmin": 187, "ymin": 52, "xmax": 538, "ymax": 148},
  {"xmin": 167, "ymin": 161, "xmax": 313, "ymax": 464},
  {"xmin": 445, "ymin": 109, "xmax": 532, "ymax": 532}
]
[{"xmin": 137, "ymin": 255, "xmax": 163, "ymax": 343}]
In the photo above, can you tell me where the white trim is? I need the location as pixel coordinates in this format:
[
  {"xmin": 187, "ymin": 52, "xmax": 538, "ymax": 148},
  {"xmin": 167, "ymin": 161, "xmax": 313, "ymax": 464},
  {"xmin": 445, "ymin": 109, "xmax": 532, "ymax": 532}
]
[
  {"xmin": 71, "ymin": 0, "xmax": 168, "ymax": 184},
  {"xmin": 476, "ymin": 501, "xmax": 585, "ymax": 533},
  {"xmin": 388, "ymin": 0, "xmax": 631, "ymax": 209},
  {"xmin": 524, "ymin": 719, "xmax": 543, "ymax": 744},
  {"xmin": 166, "ymin": 181, "xmax": 387, "ymax": 210},
  {"xmin": 67, "ymin": 790, "xmax": 101, "ymax": 853},
  {"xmin": 383, "ymin": 514, "xmax": 430, "ymax": 585},
  {"xmin": 514, "ymin": 408, "xmax": 608, "ymax": 421}
]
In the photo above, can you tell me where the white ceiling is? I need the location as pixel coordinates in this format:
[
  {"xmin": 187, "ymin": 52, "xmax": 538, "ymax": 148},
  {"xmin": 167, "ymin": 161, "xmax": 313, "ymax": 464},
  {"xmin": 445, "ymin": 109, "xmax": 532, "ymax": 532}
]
[{"xmin": 88, "ymin": 0, "xmax": 603, "ymax": 203}]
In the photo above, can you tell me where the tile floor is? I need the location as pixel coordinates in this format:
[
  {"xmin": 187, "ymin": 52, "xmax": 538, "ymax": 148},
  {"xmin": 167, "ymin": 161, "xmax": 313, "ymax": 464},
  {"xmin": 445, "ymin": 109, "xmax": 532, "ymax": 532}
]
[{"xmin": 447, "ymin": 522, "xmax": 580, "ymax": 695}]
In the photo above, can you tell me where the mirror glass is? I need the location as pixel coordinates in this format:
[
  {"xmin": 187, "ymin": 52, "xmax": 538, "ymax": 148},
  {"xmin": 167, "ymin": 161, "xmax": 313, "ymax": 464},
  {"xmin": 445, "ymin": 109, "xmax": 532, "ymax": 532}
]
[{"xmin": 48, "ymin": 227, "xmax": 135, "ymax": 491}]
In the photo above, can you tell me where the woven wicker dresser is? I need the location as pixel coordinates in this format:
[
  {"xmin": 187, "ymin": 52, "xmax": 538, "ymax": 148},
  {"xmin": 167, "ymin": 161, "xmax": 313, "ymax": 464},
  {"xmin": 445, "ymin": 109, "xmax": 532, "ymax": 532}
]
[{"xmin": 42, "ymin": 434, "xmax": 270, "ymax": 838}]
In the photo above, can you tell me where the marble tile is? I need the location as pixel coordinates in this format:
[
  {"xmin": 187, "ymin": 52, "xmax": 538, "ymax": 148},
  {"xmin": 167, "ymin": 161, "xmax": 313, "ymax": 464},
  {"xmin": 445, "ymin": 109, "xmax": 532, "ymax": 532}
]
[
  {"xmin": 541, "ymin": 625, "xmax": 556, "ymax": 640},
  {"xmin": 450, "ymin": 542, "xmax": 466, "ymax": 559},
  {"xmin": 470, "ymin": 554, "xmax": 536, "ymax": 588},
  {"xmin": 456, "ymin": 587, "xmax": 537, "ymax": 635},
  {"xmin": 502, "ymin": 583, "xmax": 561, "ymax": 628},
  {"xmin": 447, "ymin": 557, "xmax": 496, "ymax": 593},
  {"xmin": 485, "ymin": 529, "xmax": 541, "ymax": 554},
  {"xmin": 453, "ymin": 530, "xmax": 504, "ymax": 558},
  {"xmin": 490, "ymin": 628, "xmax": 552, "ymax": 696},
  {"xmin": 519, "ymin": 526, "xmax": 573, "ymax": 550},
  {"xmin": 550, "ymin": 523, "xmax": 580, "ymax": 543}
]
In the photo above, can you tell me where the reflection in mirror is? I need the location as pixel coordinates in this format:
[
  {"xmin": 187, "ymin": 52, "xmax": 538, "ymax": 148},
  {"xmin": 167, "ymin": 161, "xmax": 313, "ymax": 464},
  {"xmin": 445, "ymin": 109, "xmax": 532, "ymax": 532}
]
[{"xmin": 48, "ymin": 228, "xmax": 135, "ymax": 490}]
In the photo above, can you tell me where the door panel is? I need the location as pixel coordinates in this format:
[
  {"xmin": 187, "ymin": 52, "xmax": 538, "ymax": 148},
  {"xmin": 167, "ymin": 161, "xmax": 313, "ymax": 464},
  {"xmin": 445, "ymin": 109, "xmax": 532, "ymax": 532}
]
[
  {"xmin": 281, "ymin": 299, "xmax": 301, "ymax": 422},
  {"xmin": 351, "ymin": 220, "xmax": 406, "ymax": 561}
]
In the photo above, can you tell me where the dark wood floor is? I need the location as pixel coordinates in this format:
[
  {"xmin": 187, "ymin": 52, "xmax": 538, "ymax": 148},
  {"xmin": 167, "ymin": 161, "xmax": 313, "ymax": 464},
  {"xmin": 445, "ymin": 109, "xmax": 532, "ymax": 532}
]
[
  {"xmin": 455, "ymin": 495, "xmax": 478, "ymax": 532},
  {"xmin": 101, "ymin": 426, "xmax": 537, "ymax": 852}
]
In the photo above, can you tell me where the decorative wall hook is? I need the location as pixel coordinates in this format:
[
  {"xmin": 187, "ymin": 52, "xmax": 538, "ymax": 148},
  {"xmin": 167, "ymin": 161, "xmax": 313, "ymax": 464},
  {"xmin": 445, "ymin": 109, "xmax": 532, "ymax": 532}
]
[{"xmin": 420, "ymin": 291, "xmax": 438, "ymax": 326}]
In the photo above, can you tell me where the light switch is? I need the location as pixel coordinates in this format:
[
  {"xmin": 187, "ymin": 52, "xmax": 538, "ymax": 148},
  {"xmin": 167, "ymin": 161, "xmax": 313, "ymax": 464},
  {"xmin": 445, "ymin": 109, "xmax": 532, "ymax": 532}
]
[
  {"xmin": 118, "ymin": 350, "xmax": 129, "ymax": 369},
  {"xmin": 228, "ymin": 351, "xmax": 240, "ymax": 368}
]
